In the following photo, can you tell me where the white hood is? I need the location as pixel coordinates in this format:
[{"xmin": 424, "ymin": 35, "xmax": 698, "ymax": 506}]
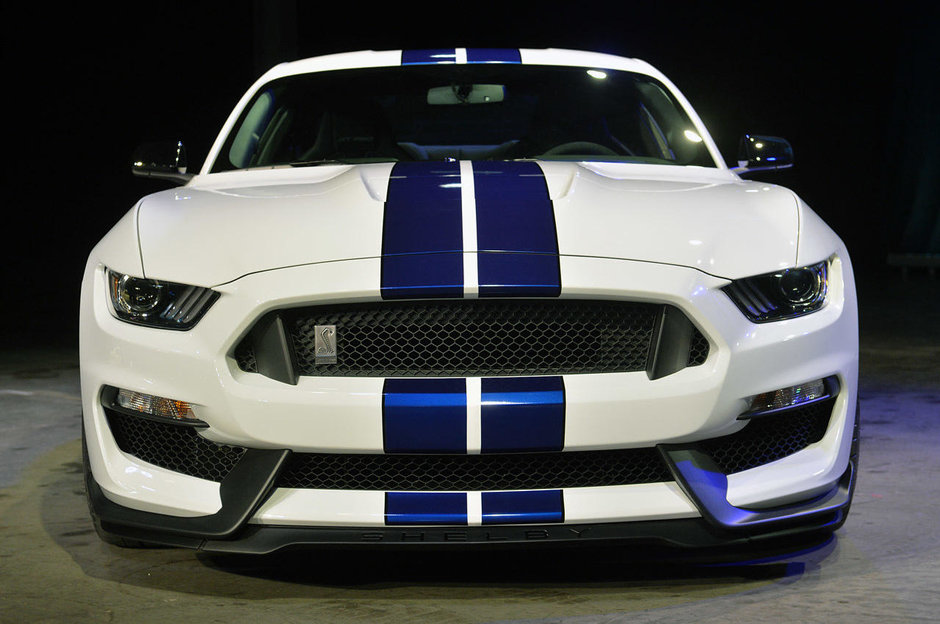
[{"xmin": 136, "ymin": 161, "xmax": 798, "ymax": 287}]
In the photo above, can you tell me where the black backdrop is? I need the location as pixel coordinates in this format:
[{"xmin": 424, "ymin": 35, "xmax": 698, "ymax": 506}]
[{"xmin": 3, "ymin": 2, "xmax": 937, "ymax": 346}]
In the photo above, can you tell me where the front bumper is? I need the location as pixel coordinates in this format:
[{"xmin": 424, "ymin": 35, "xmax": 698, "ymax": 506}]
[
  {"xmin": 85, "ymin": 439, "xmax": 856, "ymax": 553},
  {"xmin": 80, "ymin": 252, "xmax": 858, "ymax": 547}
]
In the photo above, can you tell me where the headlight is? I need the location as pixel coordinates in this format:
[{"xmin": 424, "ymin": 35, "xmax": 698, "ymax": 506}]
[
  {"xmin": 723, "ymin": 261, "xmax": 828, "ymax": 322},
  {"xmin": 107, "ymin": 270, "xmax": 218, "ymax": 330}
]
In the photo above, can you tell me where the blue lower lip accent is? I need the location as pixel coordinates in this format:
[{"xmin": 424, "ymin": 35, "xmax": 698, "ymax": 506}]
[
  {"xmin": 383, "ymin": 378, "xmax": 467, "ymax": 453},
  {"xmin": 382, "ymin": 161, "xmax": 464, "ymax": 299},
  {"xmin": 386, "ymin": 492, "xmax": 468, "ymax": 525},
  {"xmin": 401, "ymin": 49, "xmax": 457, "ymax": 65},
  {"xmin": 481, "ymin": 376, "xmax": 565, "ymax": 453},
  {"xmin": 482, "ymin": 490, "xmax": 564, "ymax": 524},
  {"xmin": 472, "ymin": 162, "xmax": 561, "ymax": 297},
  {"xmin": 466, "ymin": 48, "xmax": 521, "ymax": 64}
]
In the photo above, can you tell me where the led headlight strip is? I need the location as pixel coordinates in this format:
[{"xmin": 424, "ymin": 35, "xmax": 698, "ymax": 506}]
[
  {"xmin": 107, "ymin": 269, "xmax": 218, "ymax": 330},
  {"xmin": 723, "ymin": 260, "xmax": 828, "ymax": 323}
]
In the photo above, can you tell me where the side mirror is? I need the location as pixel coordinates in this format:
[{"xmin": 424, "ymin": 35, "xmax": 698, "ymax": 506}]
[
  {"xmin": 131, "ymin": 141, "xmax": 194, "ymax": 185},
  {"xmin": 732, "ymin": 134, "xmax": 794, "ymax": 174}
]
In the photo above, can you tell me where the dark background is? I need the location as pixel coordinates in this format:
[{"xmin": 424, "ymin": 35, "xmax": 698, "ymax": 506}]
[{"xmin": 3, "ymin": 2, "xmax": 938, "ymax": 347}]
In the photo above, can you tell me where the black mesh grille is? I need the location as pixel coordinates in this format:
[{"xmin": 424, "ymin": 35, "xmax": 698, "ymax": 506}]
[
  {"xmin": 105, "ymin": 409, "xmax": 246, "ymax": 482},
  {"xmin": 276, "ymin": 448, "xmax": 672, "ymax": 491},
  {"xmin": 235, "ymin": 299, "xmax": 711, "ymax": 378},
  {"xmin": 104, "ymin": 400, "xmax": 833, "ymax": 485},
  {"xmin": 290, "ymin": 299, "xmax": 660, "ymax": 377},
  {"xmin": 688, "ymin": 330, "xmax": 710, "ymax": 366},
  {"xmin": 700, "ymin": 398, "xmax": 834, "ymax": 474},
  {"xmin": 235, "ymin": 347, "xmax": 257, "ymax": 376}
]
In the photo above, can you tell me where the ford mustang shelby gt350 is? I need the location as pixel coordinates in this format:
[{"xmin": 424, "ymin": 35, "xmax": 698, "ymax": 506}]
[{"xmin": 81, "ymin": 48, "xmax": 859, "ymax": 552}]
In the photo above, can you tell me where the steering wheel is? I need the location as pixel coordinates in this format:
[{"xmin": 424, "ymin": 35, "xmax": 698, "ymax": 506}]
[{"xmin": 541, "ymin": 141, "xmax": 619, "ymax": 156}]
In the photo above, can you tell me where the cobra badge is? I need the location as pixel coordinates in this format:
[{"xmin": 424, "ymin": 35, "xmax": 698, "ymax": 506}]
[{"xmin": 314, "ymin": 325, "xmax": 337, "ymax": 364}]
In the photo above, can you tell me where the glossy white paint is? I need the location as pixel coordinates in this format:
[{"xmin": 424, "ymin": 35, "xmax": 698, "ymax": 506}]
[
  {"xmin": 138, "ymin": 161, "xmax": 798, "ymax": 288},
  {"xmin": 81, "ymin": 247, "xmax": 857, "ymax": 517},
  {"xmin": 551, "ymin": 167, "xmax": 800, "ymax": 279},
  {"xmin": 727, "ymin": 388, "xmax": 855, "ymax": 508},
  {"xmin": 561, "ymin": 483, "xmax": 699, "ymax": 524},
  {"xmin": 255, "ymin": 489, "xmax": 387, "ymax": 526},
  {"xmin": 87, "ymin": 202, "xmax": 144, "ymax": 278},
  {"xmin": 135, "ymin": 163, "xmax": 391, "ymax": 287},
  {"xmin": 81, "ymin": 49, "xmax": 859, "ymax": 531},
  {"xmin": 252, "ymin": 483, "xmax": 700, "ymax": 527}
]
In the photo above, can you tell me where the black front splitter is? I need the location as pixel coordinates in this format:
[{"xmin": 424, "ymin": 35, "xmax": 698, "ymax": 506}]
[
  {"xmin": 196, "ymin": 510, "xmax": 845, "ymax": 555},
  {"xmin": 87, "ymin": 444, "xmax": 854, "ymax": 555}
]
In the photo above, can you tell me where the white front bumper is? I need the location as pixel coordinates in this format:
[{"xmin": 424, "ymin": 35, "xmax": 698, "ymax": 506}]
[{"xmin": 80, "ymin": 253, "xmax": 858, "ymax": 524}]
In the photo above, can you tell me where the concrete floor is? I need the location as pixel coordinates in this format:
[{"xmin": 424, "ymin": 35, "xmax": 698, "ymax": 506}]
[{"xmin": 1, "ymin": 273, "xmax": 938, "ymax": 623}]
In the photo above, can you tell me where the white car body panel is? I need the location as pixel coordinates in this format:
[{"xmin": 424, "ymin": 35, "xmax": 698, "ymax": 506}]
[
  {"xmin": 137, "ymin": 164, "xmax": 797, "ymax": 287},
  {"xmin": 81, "ymin": 48, "xmax": 859, "ymax": 551},
  {"xmin": 251, "ymin": 483, "xmax": 700, "ymax": 527}
]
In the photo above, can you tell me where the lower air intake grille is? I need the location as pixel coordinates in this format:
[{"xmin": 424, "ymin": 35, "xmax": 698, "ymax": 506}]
[
  {"xmin": 236, "ymin": 299, "xmax": 710, "ymax": 378},
  {"xmin": 104, "ymin": 400, "xmax": 834, "ymax": 486},
  {"xmin": 105, "ymin": 409, "xmax": 245, "ymax": 482},
  {"xmin": 276, "ymin": 448, "xmax": 672, "ymax": 491},
  {"xmin": 700, "ymin": 398, "xmax": 835, "ymax": 474},
  {"xmin": 688, "ymin": 330, "xmax": 710, "ymax": 367}
]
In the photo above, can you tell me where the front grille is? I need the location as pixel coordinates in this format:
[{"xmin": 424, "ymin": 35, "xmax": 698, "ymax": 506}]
[
  {"xmin": 104, "ymin": 399, "xmax": 835, "ymax": 487},
  {"xmin": 289, "ymin": 299, "xmax": 659, "ymax": 377},
  {"xmin": 276, "ymin": 448, "xmax": 671, "ymax": 491},
  {"xmin": 236, "ymin": 299, "xmax": 710, "ymax": 378}
]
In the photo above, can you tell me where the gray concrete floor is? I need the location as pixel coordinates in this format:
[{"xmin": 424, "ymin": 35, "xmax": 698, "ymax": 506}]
[{"xmin": 1, "ymin": 273, "xmax": 938, "ymax": 623}]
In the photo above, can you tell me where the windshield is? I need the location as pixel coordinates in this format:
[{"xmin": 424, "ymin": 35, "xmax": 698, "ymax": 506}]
[{"xmin": 212, "ymin": 65, "xmax": 717, "ymax": 172}]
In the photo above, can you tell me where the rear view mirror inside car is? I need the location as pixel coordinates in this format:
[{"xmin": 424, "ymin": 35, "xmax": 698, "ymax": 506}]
[{"xmin": 428, "ymin": 84, "xmax": 505, "ymax": 105}]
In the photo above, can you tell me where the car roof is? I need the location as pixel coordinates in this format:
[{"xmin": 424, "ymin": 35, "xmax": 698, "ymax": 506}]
[{"xmin": 259, "ymin": 48, "xmax": 665, "ymax": 83}]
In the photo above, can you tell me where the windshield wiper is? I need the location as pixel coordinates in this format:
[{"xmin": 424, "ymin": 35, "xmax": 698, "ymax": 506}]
[
  {"xmin": 288, "ymin": 159, "xmax": 355, "ymax": 167},
  {"xmin": 288, "ymin": 157, "xmax": 398, "ymax": 167}
]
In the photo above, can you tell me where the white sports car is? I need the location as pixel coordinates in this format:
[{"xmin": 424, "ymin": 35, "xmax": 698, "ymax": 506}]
[{"xmin": 81, "ymin": 48, "xmax": 859, "ymax": 552}]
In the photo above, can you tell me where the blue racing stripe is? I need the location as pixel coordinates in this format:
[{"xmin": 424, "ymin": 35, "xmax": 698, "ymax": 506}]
[
  {"xmin": 482, "ymin": 490, "xmax": 564, "ymax": 524},
  {"xmin": 386, "ymin": 492, "xmax": 468, "ymax": 525},
  {"xmin": 383, "ymin": 378, "xmax": 467, "ymax": 453},
  {"xmin": 473, "ymin": 161, "xmax": 561, "ymax": 297},
  {"xmin": 466, "ymin": 48, "xmax": 521, "ymax": 64},
  {"xmin": 402, "ymin": 49, "xmax": 457, "ymax": 65},
  {"xmin": 382, "ymin": 161, "xmax": 464, "ymax": 299},
  {"xmin": 481, "ymin": 376, "xmax": 565, "ymax": 453}
]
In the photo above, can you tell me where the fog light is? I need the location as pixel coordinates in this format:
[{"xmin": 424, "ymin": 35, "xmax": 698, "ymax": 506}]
[
  {"xmin": 743, "ymin": 378, "xmax": 836, "ymax": 418},
  {"xmin": 116, "ymin": 388, "xmax": 197, "ymax": 421}
]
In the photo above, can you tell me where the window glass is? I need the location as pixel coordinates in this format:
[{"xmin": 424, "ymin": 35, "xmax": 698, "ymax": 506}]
[
  {"xmin": 212, "ymin": 66, "xmax": 716, "ymax": 171},
  {"xmin": 227, "ymin": 90, "xmax": 275, "ymax": 168}
]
